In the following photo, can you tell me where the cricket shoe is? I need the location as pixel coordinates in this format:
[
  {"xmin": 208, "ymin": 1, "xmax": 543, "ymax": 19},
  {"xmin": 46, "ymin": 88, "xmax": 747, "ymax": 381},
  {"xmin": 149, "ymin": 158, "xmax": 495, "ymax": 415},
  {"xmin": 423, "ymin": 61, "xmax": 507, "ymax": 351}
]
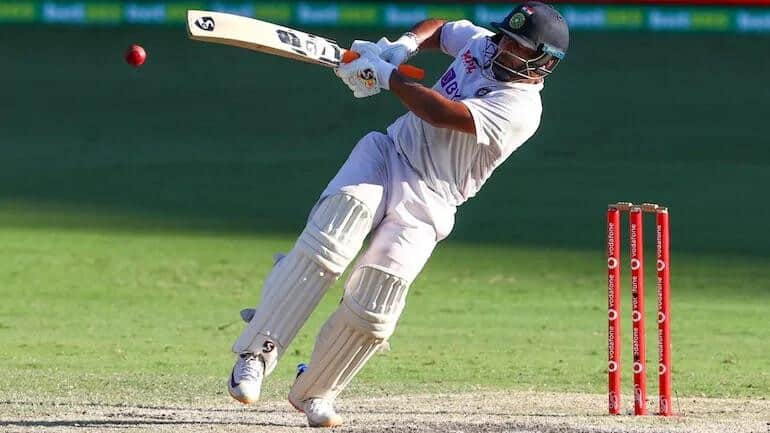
[
  {"xmin": 288, "ymin": 363, "xmax": 343, "ymax": 427},
  {"xmin": 289, "ymin": 394, "xmax": 343, "ymax": 428},
  {"xmin": 228, "ymin": 352, "xmax": 264, "ymax": 404}
]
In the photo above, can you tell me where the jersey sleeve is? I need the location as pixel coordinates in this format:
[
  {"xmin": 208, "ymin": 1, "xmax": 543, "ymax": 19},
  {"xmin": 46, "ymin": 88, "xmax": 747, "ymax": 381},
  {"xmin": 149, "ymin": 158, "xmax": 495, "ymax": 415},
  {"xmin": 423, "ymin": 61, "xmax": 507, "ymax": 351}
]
[
  {"xmin": 460, "ymin": 91, "xmax": 541, "ymax": 150},
  {"xmin": 440, "ymin": 20, "xmax": 493, "ymax": 58}
]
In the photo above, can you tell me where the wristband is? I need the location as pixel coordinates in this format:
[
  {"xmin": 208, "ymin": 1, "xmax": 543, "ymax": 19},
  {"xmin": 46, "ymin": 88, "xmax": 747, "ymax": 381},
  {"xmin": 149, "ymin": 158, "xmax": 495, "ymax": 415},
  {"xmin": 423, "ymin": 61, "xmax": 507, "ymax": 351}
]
[{"xmin": 398, "ymin": 32, "xmax": 420, "ymax": 58}]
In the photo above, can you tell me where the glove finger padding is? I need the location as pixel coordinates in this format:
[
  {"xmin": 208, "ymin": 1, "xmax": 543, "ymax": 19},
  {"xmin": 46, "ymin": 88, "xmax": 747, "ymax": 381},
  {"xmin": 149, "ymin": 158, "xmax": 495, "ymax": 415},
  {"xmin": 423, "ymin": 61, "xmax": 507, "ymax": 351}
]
[
  {"xmin": 376, "ymin": 34, "xmax": 418, "ymax": 66},
  {"xmin": 375, "ymin": 37, "xmax": 392, "ymax": 49},
  {"xmin": 377, "ymin": 37, "xmax": 408, "ymax": 66},
  {"xmin": 350, "ymin": 40, "xmax": 382, "ymax": 58}
]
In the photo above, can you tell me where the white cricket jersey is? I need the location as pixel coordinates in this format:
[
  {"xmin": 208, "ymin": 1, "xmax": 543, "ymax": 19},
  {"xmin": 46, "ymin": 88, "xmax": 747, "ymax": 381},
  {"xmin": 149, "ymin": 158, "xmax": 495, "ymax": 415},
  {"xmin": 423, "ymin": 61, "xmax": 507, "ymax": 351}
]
[{"xmin": 386, "ymin": 20, "xmax": 544, "ymax": 207}]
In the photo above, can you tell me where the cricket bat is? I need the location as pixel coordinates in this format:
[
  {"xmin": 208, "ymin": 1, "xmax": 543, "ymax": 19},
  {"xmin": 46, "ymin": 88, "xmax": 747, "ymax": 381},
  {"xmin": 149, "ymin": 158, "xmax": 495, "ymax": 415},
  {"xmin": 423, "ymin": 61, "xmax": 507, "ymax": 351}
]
[{"xmin": 186, "ymin": 10, "xmax": 425, "ymax": 80}]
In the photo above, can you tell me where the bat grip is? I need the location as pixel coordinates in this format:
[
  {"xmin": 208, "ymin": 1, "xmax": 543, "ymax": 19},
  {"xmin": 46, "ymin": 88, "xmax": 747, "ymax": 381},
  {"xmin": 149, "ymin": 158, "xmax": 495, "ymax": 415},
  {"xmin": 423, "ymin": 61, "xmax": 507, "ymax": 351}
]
[{"xmin": 342, "ymin": 50, "xmax": 425, "ymax": 81}]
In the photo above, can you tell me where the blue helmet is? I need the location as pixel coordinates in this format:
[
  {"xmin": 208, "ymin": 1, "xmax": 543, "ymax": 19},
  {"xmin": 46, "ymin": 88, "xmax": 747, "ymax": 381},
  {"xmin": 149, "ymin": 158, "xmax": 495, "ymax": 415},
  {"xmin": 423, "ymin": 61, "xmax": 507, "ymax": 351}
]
[{"xmin": 488, "ymin": 2, "xmax": 569, "ymax": 80}]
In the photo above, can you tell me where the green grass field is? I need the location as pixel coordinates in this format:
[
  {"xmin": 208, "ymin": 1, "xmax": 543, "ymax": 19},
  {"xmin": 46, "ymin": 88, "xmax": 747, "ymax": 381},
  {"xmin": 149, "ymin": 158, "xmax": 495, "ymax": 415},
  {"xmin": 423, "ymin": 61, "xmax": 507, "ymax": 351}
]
[
  {"xmin": 0, "ymin": 25, "xmax": 769, "ymax": 411},
  {"xmin": 1, "ymin": 224, "xmax": 768, "ymax": 405}
]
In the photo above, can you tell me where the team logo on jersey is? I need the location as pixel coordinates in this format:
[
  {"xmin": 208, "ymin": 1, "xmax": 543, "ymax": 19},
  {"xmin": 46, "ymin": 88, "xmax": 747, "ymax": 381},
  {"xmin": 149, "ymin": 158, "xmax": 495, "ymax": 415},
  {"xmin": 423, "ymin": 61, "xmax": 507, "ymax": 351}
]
[
  {"xmin": 359, "ymin": 68, "xmax": 377, "ymax": 89},
  {"xmin": 509, "ymin": 13, "xmax": 526, "ymax": 29},
  {"xmin": 194, "ymin": 16, "xmax": 215, "ymax": 31},
  {"xmin": 475, "ymin": 87, "xmax": 494, "ymax": 97}
]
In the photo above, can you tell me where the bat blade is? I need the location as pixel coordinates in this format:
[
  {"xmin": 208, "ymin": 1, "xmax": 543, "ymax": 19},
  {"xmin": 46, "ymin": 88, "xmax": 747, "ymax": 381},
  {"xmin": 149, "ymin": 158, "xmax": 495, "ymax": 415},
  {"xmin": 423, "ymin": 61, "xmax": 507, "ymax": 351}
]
[
  {"xmin": 186, "ymin": 10, "xmax": 425, "ymax": 80},
  {"xmin": 186, "ymin": 10, "xmax": 343, "ymax": 68}
]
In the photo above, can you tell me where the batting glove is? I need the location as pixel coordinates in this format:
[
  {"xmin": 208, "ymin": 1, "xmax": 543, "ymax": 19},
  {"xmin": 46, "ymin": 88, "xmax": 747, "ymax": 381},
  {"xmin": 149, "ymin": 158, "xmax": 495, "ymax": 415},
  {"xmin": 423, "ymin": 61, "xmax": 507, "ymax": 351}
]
[
  {"xmin": 335, "ymin": 40, "xmax": 396, "ymax": 98},
  {"xmin": 376, "ymin": 33, "xmax": 419, "ymax": 66}
]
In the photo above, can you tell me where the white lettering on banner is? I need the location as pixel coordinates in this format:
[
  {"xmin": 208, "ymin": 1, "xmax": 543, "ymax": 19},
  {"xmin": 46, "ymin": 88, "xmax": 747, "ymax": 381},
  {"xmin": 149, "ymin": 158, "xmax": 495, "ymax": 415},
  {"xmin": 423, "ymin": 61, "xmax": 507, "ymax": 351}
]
[
  {"xmin": 384, "ymin": 6, "xmax": 426, "ymax": 27},
  {"xmin": 210, "ymin": 2, "xmax": 254, "ymax": 18},
  {"xmin": 561, "ymin": 7, "xmax": 605, "ymax": 29},
  {"xmin": 474, "ymin": 6, "xmax": 508, "ymax": 24},
  {"xmin": 608, "ymin": 276, "xmax": 617, "ymax": 308},
  {"xmin": 43, "ymin": 2, "xmax": 85, "ymax": 23},
  {"xmin": 297, "ymin": 2, "xmax": 338, "ymax": 25},
  {"xmin": 737, "ymin": 11, "xmax": 770, "ymax": 31},
  {"xmin": 125, "ymin": 3, "xmax": 165, "ymax": 23},
  {"xmin": 649, "ymin": 10, "xmax": 691, "ymax": 30},
  {"xmin": 607, "ymin": 222, "xmax": 616, "ymax": 256},
  {"xmin": 607, "ymin": 327, "xmax": 617, "ymax": 366},
  {"xmin": 631, "ymin": 277, "xmax": 640, "ymax": 310},
  {"xmin": 632, "ymin": 328, "xmax": 640, "ymax": 352},
  {"xmin": 657, "ymin": 277, "xmax": 665, "ymax": 312},
  {"xmin": 658, "ymin": 329, "xmax": 665, "ymax": 360}
]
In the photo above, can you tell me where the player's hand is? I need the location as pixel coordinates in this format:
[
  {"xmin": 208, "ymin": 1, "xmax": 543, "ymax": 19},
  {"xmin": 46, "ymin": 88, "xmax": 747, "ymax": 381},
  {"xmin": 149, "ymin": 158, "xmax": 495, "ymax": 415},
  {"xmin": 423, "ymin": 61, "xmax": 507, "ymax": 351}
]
[
  {"xmin": 376, "ymin": 33, "xmax": 419, "ymax": 66},
  {"xmin": 335, "ymin": 40, "xmax": 396, "ymax": 98}
]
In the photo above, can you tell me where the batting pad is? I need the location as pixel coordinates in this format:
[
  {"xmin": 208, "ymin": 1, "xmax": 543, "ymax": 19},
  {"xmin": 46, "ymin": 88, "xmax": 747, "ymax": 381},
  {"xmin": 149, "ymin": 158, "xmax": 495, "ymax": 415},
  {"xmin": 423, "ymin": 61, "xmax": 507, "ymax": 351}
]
[
  {"xmin": 295, "ymin": 193, "xmax": 373, "ymax": 274},
  {"xmin": 232, "ymin": 193, "xmax": 373, "ymax": 376},
  {"xmin": 289, "ymin": 265, "xmax": 409, "ymax": 402}
]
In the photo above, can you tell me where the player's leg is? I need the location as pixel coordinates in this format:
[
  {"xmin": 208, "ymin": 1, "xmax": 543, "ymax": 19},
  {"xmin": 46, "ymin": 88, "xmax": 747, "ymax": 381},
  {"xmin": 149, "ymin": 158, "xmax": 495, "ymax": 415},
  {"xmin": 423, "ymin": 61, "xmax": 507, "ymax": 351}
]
[
  {"xmin": 288, "ymin": 217, "xmax": 438, "ymax": 427},
  {"xmin": 228, "ymin": 133, "xmax": 389, "ymax": 404}
]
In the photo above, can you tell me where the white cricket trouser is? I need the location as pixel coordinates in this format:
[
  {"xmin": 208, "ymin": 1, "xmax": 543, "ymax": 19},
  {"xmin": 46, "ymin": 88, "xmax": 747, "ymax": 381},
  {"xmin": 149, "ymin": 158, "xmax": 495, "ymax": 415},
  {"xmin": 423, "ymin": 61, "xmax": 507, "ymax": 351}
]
[{"xmin": 319, "ymin": 131, "xmax": 456, "ymax": 282}]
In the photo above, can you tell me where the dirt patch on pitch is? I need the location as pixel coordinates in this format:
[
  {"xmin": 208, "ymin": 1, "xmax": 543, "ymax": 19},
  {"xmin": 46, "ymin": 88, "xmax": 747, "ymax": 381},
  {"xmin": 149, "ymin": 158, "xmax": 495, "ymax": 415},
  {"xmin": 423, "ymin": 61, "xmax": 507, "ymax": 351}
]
[{"xmin": 1, "ymin": 391, "xmax": 767, "ymax": 433}]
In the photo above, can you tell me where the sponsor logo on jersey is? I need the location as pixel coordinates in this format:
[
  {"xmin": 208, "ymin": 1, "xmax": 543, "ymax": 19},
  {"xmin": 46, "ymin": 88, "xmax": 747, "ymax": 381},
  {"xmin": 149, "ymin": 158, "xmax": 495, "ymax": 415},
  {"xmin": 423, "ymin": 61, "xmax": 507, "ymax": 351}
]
[
  {"xmin": 462, "ymin": 49, "xmax": 477, "ymax": 74},
  {"xmin": 439, "ymin": 68, "xmax": 462, "ymax": 100},
  {"xmin": 440, "ymin": 67, "xmax": 456, "ymax": 87}
]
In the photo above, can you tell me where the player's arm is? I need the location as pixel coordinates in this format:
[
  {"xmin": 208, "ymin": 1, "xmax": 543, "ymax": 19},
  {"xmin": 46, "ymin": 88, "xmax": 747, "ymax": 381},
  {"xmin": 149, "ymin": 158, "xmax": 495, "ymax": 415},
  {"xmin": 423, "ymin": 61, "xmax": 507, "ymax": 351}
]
[
  {"xmin": 405, "ymin": 19, "xmax": 446, "ymax": 51},
  {"xmin": 377, "ymin": 19, "xmax": 447, "ymax": 65},
  {"xmin": 383, "ymin": 19, "xmax": 491, "ymax": 61},
  {"xmin": 389, "ymin": 74, "xmax": 475, "ymax": 134}
]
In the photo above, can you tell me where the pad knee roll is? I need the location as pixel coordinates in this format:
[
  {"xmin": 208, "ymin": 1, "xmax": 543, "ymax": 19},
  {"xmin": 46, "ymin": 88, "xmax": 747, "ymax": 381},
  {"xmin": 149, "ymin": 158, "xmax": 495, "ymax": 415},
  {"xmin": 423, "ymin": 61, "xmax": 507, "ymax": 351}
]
[
  {"xmin": 289, "ymin": 266, "xmax": 410, "ymax": 402},
  {"xmin": 232, "ymin": 193, "xmax": 374, "ymax": 376},
  {"xmin": 295, "ymin": 193, "xmax": 374, "ymax": 275}
]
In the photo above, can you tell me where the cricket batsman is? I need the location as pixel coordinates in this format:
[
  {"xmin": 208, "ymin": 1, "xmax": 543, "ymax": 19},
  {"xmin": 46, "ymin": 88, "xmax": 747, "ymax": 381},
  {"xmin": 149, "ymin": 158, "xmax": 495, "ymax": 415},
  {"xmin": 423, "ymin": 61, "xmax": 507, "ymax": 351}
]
[{"xmin": 228, "ymin": 2, "xmax": 569, "ymax": 427}]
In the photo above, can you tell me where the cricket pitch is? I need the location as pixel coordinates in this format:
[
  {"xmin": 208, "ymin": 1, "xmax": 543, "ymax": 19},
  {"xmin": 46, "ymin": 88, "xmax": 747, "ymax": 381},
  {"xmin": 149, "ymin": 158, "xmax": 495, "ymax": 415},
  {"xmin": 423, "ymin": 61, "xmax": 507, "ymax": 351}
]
[{"xmin": 2, "ymin": 391, "xmax": 766, "ymax": 433}]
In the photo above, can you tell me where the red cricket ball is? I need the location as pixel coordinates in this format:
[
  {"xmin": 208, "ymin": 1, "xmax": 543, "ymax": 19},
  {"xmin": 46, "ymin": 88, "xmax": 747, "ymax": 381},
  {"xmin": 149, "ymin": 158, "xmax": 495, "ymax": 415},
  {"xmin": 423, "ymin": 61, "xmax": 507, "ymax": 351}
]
[{"xmin": 125, "ymin": 44, "xmax": 146, "ymax": 67}]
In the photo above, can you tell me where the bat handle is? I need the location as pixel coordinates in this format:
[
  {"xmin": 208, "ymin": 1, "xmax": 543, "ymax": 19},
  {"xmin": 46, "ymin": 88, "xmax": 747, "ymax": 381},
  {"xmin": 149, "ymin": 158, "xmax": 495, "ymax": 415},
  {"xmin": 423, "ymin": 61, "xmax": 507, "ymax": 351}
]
[{"xmin": 342, "ymin": 50, "xmax": 425, "ymax": 81}]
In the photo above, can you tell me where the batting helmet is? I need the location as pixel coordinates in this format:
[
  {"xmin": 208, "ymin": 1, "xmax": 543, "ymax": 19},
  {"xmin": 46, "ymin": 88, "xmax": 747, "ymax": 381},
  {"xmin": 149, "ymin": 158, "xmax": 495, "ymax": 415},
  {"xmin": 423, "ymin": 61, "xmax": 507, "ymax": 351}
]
[{"xmin": 487, "ymin": 2, "xmax": 569, "ymax": 80}]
